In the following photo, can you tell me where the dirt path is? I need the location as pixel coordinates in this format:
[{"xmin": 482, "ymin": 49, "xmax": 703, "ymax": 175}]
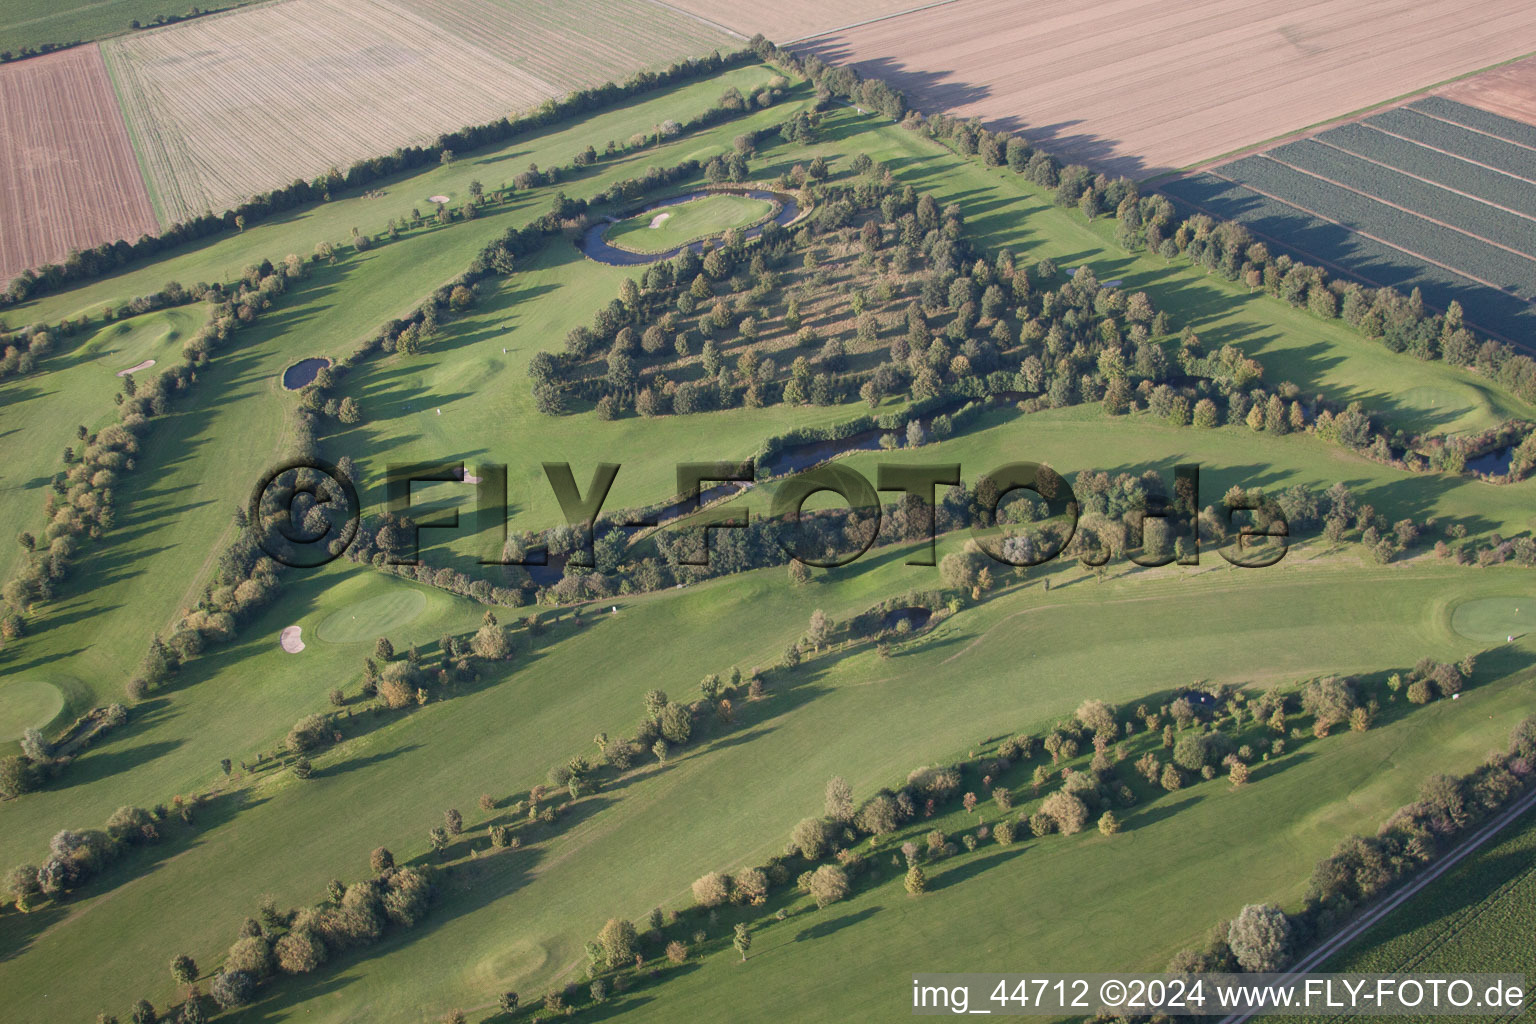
[{"xmin": 1216, "ymin": 785, "xmax": 1536, "ymax": 1024}]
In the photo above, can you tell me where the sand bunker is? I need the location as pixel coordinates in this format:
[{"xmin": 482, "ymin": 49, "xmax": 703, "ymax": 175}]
[
  {"xmin": 648, "ymin": 212, "xmax": 671, "ymax": 229},
  {"xmin": 429, "ymin": 194, "xmax": 450, "ymax": 204},
  {"xmin": 118, "ymin": 359, "xmax": 155, "ymax": 376},
  {"xmin": 280, "ymin": 625, "xmax": 305, "ymax": 653},
  {"xmin": 464, "ymin": 472, "xmax": 483, "ymax": 484}
]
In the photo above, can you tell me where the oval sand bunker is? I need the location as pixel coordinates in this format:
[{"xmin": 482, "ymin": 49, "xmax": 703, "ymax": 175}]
[
  {"xmin": 280, "ymin": 625, "xmax": 305, "ymax": 653},
  {"xmin": 118, "ymin": 359, "xmax": 155, "ymax": 376}
]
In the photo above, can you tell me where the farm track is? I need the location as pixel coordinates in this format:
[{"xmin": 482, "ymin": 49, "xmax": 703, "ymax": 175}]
[
  {"xmin": 1217, "ymin": 785, "xmax": 1536, "ymax": 1024},
  {"xmin": 0, "ymin": 45, "xmax": 159, "ymax": 284}
]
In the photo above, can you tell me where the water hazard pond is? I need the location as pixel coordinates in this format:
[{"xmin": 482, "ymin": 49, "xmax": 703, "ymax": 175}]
[
  {"xmin": 283, "ymin": 357, "xmax": 332, "ymax": 390},
  {"xmin": 578, "ymin": 188, "xmax": 803, "ymax": 266}
]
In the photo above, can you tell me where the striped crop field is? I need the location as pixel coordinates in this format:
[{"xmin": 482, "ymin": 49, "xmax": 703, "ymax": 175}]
[
  {"xmin": 1321, "ymin": 123, "xmax": 1536, "ymax": 219},
  {"xmin": 100, "ymin": 0, "xmax": 736, "ymax": 225},
  {"xmin": 1364, "ymin": 107, "xmax": 1536, "ymax": 180},
  {"xmin": 1265, "ymin": 139, "xmax": 1536, "ymax": 257},
  {"xmin": 1219, "ymin": 155, "xmax": 1536, "ymax": 301},
  {"xmin": 1165, "ymin": 98, "xmax": 1536, "ymax": 344}
]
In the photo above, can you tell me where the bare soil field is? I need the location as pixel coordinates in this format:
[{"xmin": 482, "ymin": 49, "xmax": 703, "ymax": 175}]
[
  {"xmin": 657, "ymin": 0, "xmax": 941, "ymax": 43},
  {"xmin": 0, "ymin": 45, "xmax": 158, "ymax": 286},
  {"xmin": 1436, "ymin": 54, "xmax": 1536, "ymax": 127},
  {"xmin": 101, "ymin": 0, "xmax": 734, "ymax": 225},
  {"xmin": 798, "ymin": 0, "xmax": 1536, "ymax": 179}
]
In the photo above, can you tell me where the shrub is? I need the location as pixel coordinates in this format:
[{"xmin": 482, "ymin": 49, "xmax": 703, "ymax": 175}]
[
  {"xmin": 806, "ymin": 864, "xmax": 850, "ymax": 908},
  {"xmin": 691, "ymin": 871, "xmax": 729, "ymax": 908},
  {"xmin": 1040, "ymin": 791, "xmax": 1089, "ymax": 834}
]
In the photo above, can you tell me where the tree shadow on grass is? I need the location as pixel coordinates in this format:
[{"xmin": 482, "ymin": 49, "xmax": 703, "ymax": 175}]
[{"xmin": 794, "ymin": 903, "xmax": 881, "ymax": 942}]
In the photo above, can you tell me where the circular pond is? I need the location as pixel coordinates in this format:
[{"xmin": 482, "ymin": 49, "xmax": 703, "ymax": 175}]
[
  {"xmin": 283, "ymin": 357, "xmax": 332, "ymax": 390},
  {"xmin": 1449, "ymin": 597, "xmax": 1536, "ymax": 642},
  {"xmin": 578, "ymin": 188, "xmax": 803, "ymax": 266}
]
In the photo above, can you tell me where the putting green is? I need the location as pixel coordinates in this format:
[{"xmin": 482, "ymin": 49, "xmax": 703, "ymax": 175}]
[
  {"xmin": 1449, "ymin": 597, "xmax": 1536, "ymax": 642},
  {"xmin": 316, "ymin": 589, "xmax": 429, "ymax": 644},
  {"xmin": 606, "ymin": 193, "xmax": 774, "ymax": 254},
  {"xmin": 0, "ymin": 679, "xmax": 66, "ymax": 742}
]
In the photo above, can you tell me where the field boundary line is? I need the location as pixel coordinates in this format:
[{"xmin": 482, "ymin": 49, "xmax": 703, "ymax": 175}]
[
  {"xmin": 1347, "ymin": 123, "xmax": 1536, "ymax": 186},
  {"xmin": 1158, "ymin": 47, "xmax": 1536, "ymax": 184},
  {"xmin": 96, "ymin": 40, "xmax": 169, "ymax": 228},
  {"xmin": 1256, "ymin": 153, "xmax": 1536, "ymax": 265},
  {"xmin": 1312, "ymin": 137, "xmax": 1536, "ymax": 224},
  {"xmin": 1206, "ymin": 169, "xmax": 1536, "ymax": 309},
  {"xmin": 1156, "ymin": 186, "xmax": 1525, "ymax": 347},
  {"xmin": 635, "ymin": 0, "xmax": 747, "ymax": 39},
  {"xmin": 786, "ymin": 0, "xmax": 965, "ymax": 44},
  {"xmin": 1407, "ymin": 104, "xmax": 1536, "ymax": 155}
]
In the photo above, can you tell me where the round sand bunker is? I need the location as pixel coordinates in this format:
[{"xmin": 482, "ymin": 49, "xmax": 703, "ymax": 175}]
[
  {"xmin": 118, "ymin": 359, "xmax": 155, "ymax": 377},
  {"xmin": 429, "ymin": 194, "xmax": 450, "ymax": 204},
  {"xmin": 280, "ymin": 625, "xmax": 306, "ymax": 653}
]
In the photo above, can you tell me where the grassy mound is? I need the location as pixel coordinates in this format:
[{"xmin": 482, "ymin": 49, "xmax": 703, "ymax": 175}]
[
  {"xmin": 1449, "ymin": 596, "xmax": 1536, "ymax": 642},
  {"xmin": 0, "ymin": 679, "xmax": 66, "ymax": 741},
  {"xmin": 606, "ymin": 192, "xmax": 774, "ymax": 253},
  {"xmin": 316, "ymin": 588, "xmax": 429, "ymax": 644}
]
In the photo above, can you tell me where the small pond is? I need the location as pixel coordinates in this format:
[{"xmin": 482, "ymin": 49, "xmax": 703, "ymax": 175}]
[
  {"xmin": 282, "ymin": 357, "xmax": 332, "ymax": 390},
  {"xmin": 883, "ymin": 606, "xmax": 933, "ymax": 632},
  {"xmin": 1466, "ymin": 447, "xmax": 1513, "ymax": 476}
]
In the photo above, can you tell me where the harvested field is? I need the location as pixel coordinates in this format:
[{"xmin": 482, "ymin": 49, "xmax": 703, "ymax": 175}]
[
  {"xmin": 798, "ymin": 0, "xmax": 1536, "ymax": 179},
  {"xmin": 657, "ymin": 0, "xmax": 936, "ymax": 43},
  {"xmin": 407, "ymin": 0, "xmax": 735, "ymax": 88},
  {"xmin": 0, "ymin": 45, "xmax": 158, "ymax": 285},
  {"xmin": 101, "ymin": 0, "xmax": 735, "ymax": 225},
  {"xmin": 1435, "ymin": 53, "xmax": 1536, "ymax": 128}
]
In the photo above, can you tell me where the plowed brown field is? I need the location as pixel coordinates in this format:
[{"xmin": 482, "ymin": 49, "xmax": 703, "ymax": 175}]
[
  {"xmin": 0, "ymin": 45, "xmax": 158, "ymax": 286},
  {"xmin": 799, "ymin": 0, "xmax": 1536, "ymax": 179},
  {"xmin": 1437, "ymin": 54, "xmax": 1536, "ymax": 127}
]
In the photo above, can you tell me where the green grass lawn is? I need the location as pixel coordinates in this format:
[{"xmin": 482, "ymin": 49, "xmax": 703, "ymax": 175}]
[
  {"xmin": 5, "ymin": 62, "xmax": 1536, "ymax": 1024},
  {"xmin": 0, "ymin": 679, "xmax": 65, "ymax": 741},
  {"xmin": 0, "ymin": 69, "xmax": 814, "ymax": 714},
  {"xmin": 0, "ymin": 305, "xmax": 197, "ymax": 585},
  {"xmin": 2, "ymin": 551, "xmax": 1533, "ymax": 1023},
  {"xmin": 606, "ymin": 192, "xmax": 776, "ymax": 253}
]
